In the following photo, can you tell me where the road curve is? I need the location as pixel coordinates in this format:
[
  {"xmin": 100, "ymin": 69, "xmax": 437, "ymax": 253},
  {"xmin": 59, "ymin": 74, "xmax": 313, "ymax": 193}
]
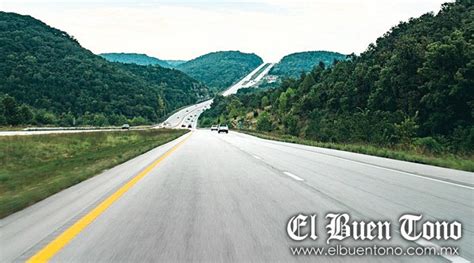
[
  {"xmin": 158, "ymin": 62, "xmax": 274, "ymax": 130},
  {"xmin": 1, "ymin": 130, "xmax": 472, "ymax": 262}
]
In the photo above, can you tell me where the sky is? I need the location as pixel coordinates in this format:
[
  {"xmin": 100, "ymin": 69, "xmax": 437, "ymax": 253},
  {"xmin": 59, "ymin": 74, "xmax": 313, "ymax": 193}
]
[{"xmin": 1, "ymin": 0, "xmax": 451, "ymax": 62}]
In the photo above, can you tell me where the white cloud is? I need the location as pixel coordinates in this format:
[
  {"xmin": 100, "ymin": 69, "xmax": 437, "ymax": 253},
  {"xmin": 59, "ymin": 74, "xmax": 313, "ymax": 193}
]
[{"xmin": 1, "ymin": 0, "xmax": 450, "ymax": 62}]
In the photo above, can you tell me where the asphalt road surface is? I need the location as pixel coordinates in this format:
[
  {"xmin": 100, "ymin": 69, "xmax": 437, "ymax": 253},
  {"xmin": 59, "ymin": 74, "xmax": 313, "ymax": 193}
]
[
  {"xmin": 1, "ymin": 130, "xmax": 472, "ymax": 262},
  {"xmin": 158, "ymin": 100, "xmax": 212, "ymax": 129}
]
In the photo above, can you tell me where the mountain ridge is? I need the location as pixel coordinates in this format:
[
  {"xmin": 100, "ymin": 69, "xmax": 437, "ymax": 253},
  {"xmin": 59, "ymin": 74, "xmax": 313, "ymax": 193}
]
[
  {"xmin": 99, "ymin": 52, "xmax": 173, "ymax": 68},
  {"xmin": 176, "ymin": 50, "xmax": 264, "ymax": 92},
  {"xmin": 0, "ymin": 12, "xmax": 209, "ymax": 126}
]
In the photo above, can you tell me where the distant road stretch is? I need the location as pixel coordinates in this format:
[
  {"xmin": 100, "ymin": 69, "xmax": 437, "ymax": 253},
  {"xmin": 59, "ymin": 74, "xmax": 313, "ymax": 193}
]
[{"xmin": 157, "ymin": 62, "xmax": 274, "ymax": 129}]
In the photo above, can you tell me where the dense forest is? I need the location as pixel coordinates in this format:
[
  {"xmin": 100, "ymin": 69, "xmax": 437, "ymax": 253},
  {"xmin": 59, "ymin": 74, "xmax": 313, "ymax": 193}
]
[
  {"xmin": 200, "ymin": 0, "xmax": 473, "ymax": 154},
  {"xmin": 270, "ymin": 51, "xmax": 347, "ymax": 78},
  {"xmin": 100, "ymin": 53, "xmax": 173, "ymax": 68},
  {"xmin": 176, "ymin": 51, "xmax": 263, "ymax": 92},
  {"xmin": 0, "ymin": 12, "xmax": 209, "ymax": 126}
]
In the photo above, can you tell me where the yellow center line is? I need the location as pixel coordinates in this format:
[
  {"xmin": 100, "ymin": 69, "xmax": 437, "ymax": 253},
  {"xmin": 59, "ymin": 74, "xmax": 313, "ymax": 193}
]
[{"xmin": 27, "ymin": 132, "xmax": 193, "ymax": 263}]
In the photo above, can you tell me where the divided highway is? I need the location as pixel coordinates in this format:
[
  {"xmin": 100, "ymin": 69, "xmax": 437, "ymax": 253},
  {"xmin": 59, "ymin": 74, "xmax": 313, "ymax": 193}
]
[
  {"xmin": 1, "ymin": 63, "xmax": 472, "ymax": 262},
  {"xmin": 1, "ymin": 130, "xmax": 472, "ymax": 262},
  {"xmin": 158, "ymin": 62, "xmax": 274, "ymax": 129}
]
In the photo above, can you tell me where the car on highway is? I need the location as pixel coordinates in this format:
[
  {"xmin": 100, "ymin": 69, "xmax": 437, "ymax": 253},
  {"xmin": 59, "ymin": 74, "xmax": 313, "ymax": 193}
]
[
  {"xmin": 121, "ymin": 124, "xmax": 130, "ymax": 130},
  {"xmin": 218, "ymin": 124, "xmax": 229, "ymax": 134},
  {"xmin": 211, "ymin": 125, "xmax": 218, "ymax": 131}
]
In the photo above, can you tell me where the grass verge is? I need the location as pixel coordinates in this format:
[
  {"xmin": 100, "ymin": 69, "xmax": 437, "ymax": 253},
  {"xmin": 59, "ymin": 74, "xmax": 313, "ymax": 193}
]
[
  {"xmin": 0, "ymin": 129, "xmax": 188, "ymax": 218},
  {"xmin": 238, "ymin": 130, "xmax": 474, "ymax": 172}
]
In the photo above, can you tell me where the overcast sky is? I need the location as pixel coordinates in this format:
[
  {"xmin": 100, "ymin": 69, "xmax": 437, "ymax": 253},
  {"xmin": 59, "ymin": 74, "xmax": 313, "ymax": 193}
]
[{"xmin": 2, "ymin": 0, "xmax": 450, "ymax": 62}]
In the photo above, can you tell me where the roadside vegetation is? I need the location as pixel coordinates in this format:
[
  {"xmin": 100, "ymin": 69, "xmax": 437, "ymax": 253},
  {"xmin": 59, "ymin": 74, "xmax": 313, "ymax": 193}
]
[
  {"xmin": 0, "ymin": 129, "xmax": 187, "ymax": 218},
  {"xmin": 199, "ymin": 1, "xmax": 473, "ymax": 172}
]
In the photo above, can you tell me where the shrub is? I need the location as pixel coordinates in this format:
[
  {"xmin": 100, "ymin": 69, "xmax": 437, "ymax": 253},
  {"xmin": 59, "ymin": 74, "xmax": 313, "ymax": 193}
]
[
  {"xmin": 256, "ymin": 112, "xmax": 273, "ymax": 132},
  {"xmin": 414, "ymin": 137, "xmax": 444, "ymax": 154}
]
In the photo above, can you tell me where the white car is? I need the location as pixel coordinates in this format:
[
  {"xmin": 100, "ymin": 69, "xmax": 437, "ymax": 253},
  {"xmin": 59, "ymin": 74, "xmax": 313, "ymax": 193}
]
[
  {"xmin": 218, "ymin": 125, "xmax": 229, "ymax": 134},
  {"xmin": 211, "ymin": 125, "xmax": 218, "ymax": 131}
]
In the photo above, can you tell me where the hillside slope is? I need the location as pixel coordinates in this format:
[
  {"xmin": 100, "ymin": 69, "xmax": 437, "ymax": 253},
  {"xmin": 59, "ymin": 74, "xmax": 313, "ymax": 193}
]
[
  {"xmin": 200, "ymin": 0, "xmax": 473, "ymax": 155},
  {"xmin": 99, "ymin": 53, "xmax": 172, "ymax": 68},
  {"xmin": 165, "ymin": 60, "xmax": 186, "ymax": 67},
  {"xmin": 177, "ymin": 51, "xmax": 263, "ymax": 92},
  {"xmin": 0, "ymin": 12, "xmax": 209, "ymax": 126},
  {"xmin": 270, "ymin": 51, "xmax": 347, "ymax": 78}
]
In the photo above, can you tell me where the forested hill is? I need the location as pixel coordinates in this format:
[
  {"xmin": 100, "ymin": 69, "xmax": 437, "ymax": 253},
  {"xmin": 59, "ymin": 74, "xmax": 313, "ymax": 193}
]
[
  {"xmin": 165, "ymin": 60, "xmax": 186, "ymax": 67},
  {"xmin": 99, "ymin": 53, "xmax": 172, "ymax": 68},
  {"xmin": 200, "ymin": 0, "xmax": 473, "ymax": 154},
  {"xmin": 176, "ymin": 51, "xmax": 263, "ymax": 92},
  {"xmin": 270, "ymin": 51, "xmax": 347, "ymax": 78},
  {"xmin": 0, "ymin": 12, "xmax": 209, "ymax": 126}
]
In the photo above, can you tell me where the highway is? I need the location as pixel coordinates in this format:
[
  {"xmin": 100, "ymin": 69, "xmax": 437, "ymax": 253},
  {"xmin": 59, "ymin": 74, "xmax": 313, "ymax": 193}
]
[
  {"xmin": 157, "ymin": 100, "xmax": 211, "ymax": 129},
  {"xmin": 1, "ymin": 63, "xmax": 472, "ymax": 262},
  {"xmin": 1, "ymin": 130, "xmax": 472, "ymax": 262},
  {"xmin": 158, "ymin": 62, "xmax": 273, "ymax": 130},
  {"xmin": 222, "ymin": 62, "xmax": 273, "ymax": 96}
]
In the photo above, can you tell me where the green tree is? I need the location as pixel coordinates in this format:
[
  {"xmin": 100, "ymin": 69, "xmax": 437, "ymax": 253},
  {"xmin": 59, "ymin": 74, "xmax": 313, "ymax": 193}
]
[
  {"xmin": 157, "ymin": 95, "xmax": 166, "ymax": 117},
  {"xmin": 283, "ymin": 115, "xmax": 299, "ymax": 136},
  {"xmin": 18, "ymin": 104, "xmax": 33, "ymax": 124},
  {"xmin": 256, "ymin": 112, "xmax": 272, "ymax": 132},
  {"xmin": 394, "ymin": 115, "xmax": 419, "ymax": 145},
  {"xmin": 278, "ymin": 92, "xmax": 288, "ymax": 114},
  {"xmin": 261, "ymin": 96, "xmax": 269, "ymax": 108},
  {"xmin": 2, "ymin": 95, "xmax": 19, "ymax": 125}
]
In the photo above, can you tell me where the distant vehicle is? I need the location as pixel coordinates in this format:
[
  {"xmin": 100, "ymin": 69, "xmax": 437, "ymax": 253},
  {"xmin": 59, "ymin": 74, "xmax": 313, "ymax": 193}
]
[
  {"xmin": 181, "ymin": 124, "xmax": 186, "ymax": 128},
  {"xmin": 218, "ymin": 124, "xmax": 229, "ymax": 134},
  {"xmin": 121, "ymin": 124, "xmax": 130, "ymax": 130},
  {"xmin": 188, "ymin": 124, "xmax": 192, "ymax": 128},
  {"xmin": 211, "ymin": 125, "xmax": 218, "ymax": 131}
]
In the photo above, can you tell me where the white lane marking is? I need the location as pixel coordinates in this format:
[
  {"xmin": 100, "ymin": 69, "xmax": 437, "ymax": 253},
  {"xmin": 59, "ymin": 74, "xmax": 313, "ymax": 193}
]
[
  {"xmin": 336, "ymin": 157, "xmax": 474, "ymax": 190},
  {"xmin": 253, "ymin": 155, "xmax": 262, "ymax": 160},
  {"xmin": 242, "ymin": 134, "xmax": 474, "ymax": 190},
  {"xmin": 415, "ymin": 240, "xmax": 470, "ymax": 263},
  {"xmin": 284, "ymin": 171, "xmax": 304, "ymax": 181}
]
